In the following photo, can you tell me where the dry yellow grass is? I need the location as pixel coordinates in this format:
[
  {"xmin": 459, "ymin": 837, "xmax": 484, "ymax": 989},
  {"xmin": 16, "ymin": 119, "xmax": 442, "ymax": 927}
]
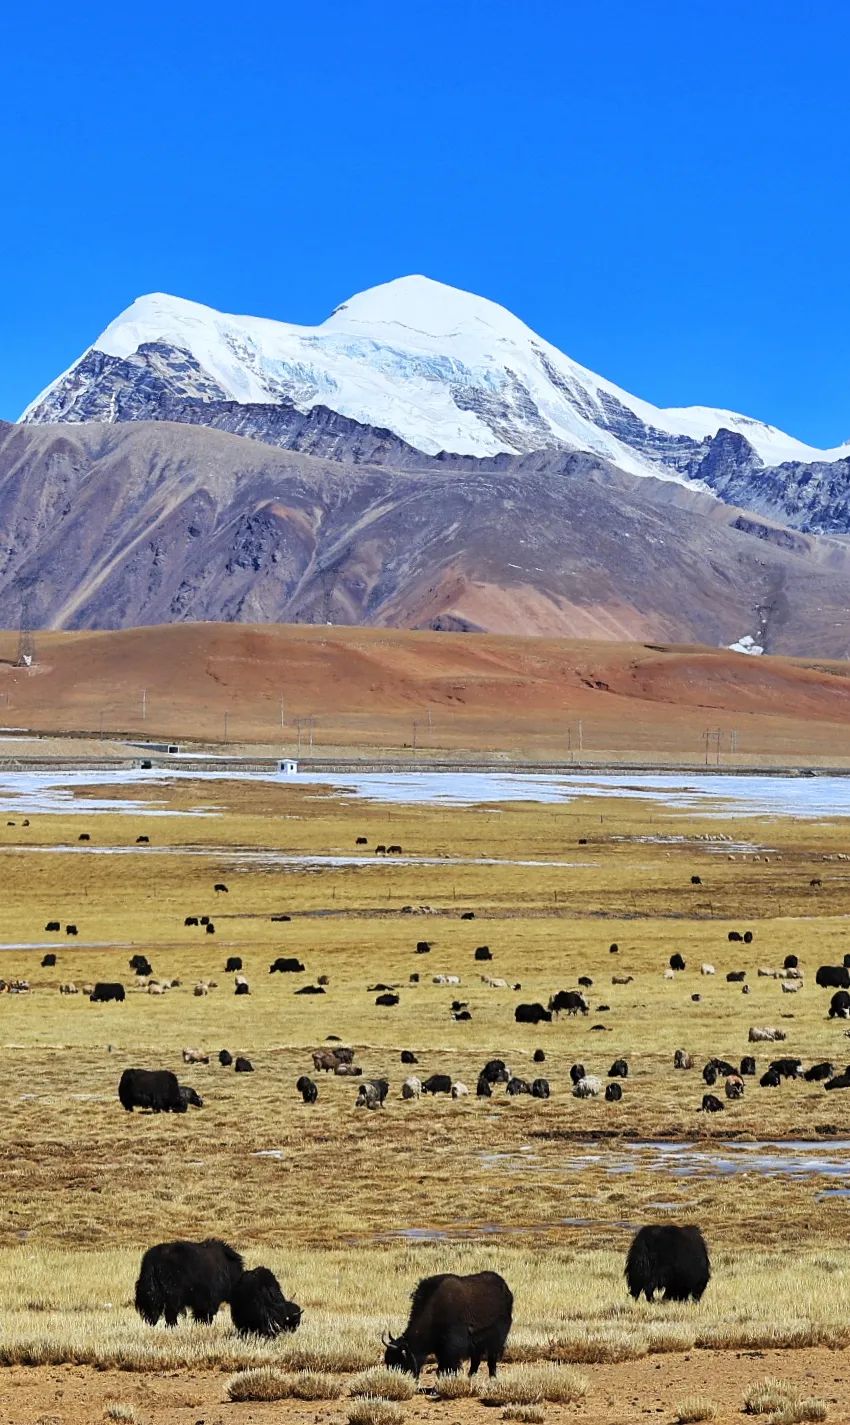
[
  {"xmin": 675, "ymin": 1398, "xmax": 718, "ymax": 1423},
  {"xmin": 347, "ymin": 1398, "xmax": 405, "ymax": 1425}
]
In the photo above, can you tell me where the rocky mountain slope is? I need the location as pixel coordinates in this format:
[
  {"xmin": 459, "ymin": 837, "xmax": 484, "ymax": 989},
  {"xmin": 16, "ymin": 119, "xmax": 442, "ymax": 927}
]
[
  {"xmin": 2, "ymin": 418, "xmax": 850, "ymax": 654},
  {"xmin": 22, "ymin": 278, "xmax": 850, "ymax": 537}
]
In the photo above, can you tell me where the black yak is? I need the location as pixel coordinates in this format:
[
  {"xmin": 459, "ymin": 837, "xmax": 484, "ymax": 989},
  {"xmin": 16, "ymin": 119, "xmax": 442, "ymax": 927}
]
[
  {"xmin": 743, "ymin": 930, "xmax": 753, "ymax": 944},
  {"xmin": 605, "ymin": 1082, "xmax": 623, "ymax": 1101},
  {"xmin": 225, "ymin": 957, "xmax": 243, "ymax": 973},
  {"xmin": 690, "ymin": 875, "xmax": 701, "ymax": 886},
  {"xmin": 41, "ymin": 953, "xmax": 56, "ymax": 967},
  {"xmin": 461, "ymin": 911, "xmax": 476, "ymax": 920},
  {"xmin": 230, "ymin": 1266, "xmax": 302, "ymax": 1337},
  {"xmin": 376, "ymin": 992, "xmax": 400, "ymax": 1006},
  {"xmin": 760, "ymin": 1068, "xmax": 782, "ymax": 1087},
  {"xmin": 295, "ymin": 985, "xmax": 325, "ymax": 995},
  {"xmin": 235, "ymin": 982, "xmax": 250, "ymax": 996},
  {"xmin": 205, "ymin": 923, "xmax": 215, "ymax": 935},
  {"xmin": 805, "ymin": 1061, "xmax": 835, "ymax": 1082},
  {"xmin": 825, "ymin": 1070, "xmax": 850, "ymax": 1090},
  {"xmin": 609, "ymin": 942, "xmax": 619, "ymax": 954},
  {"xmin": 119, "ymin": 1068, "xmax": 184, "ymax": 1113},
  {"xmin": 184, "ymin": 916, "xmax": 199, "ymax": 927},
  {"xmin": 480, "ymin": 1059, "xmax": 510, "ymax": 1085},
  {"xmin": 474, "ymin": 946, "xmax": 492, "ymax": 961},
  {"xmin": 296, "ymin": 1075, "xmax": 318, "ymax": 1103},
  {"xmin": 178, "ymin": 1085, "xmax": 203, "ymax": 1109},
  {"xmin": 784, "ymin": 954, "xmax": 799, "ymax": 969},
  {"xmin": 625, "ymin": 1225, "xmax": 710, "ymax": 1302},
  {"xmin": 130, "ymin": 954, "xmax": 153, "ymax": 977},
  {"xmin": 670, "ymin": 953, "xmax": 686, "ymax": 971},
  {"xmin": 136, "ymin": 835, "xmax": 149, "ymax": 844},
  {"xmin": 817, "ymin": 965, "xmax": 850, "ymax": 989},
  {"xmin": 769, "ymin": 1057, "xmax": 802, "ymax": 1079},
  {"xmin": 548, "ymin": 989, "xmax": 588, "ymax": 1017},
  {"xmin": 506, "ymin": 1077, "xmax": 530, "ymax": 1095},
  {"xmin": 533, "ymin": 1049, "xmax": 546, "ymax": 1063},
  {"xmin": 701, "ymin": 1093, "xmax": 724, "ymax": 1112},
  {"xmin": 416, "ymin": 941, "xmax": 431, "ymax": 954},
  {"xmin": 401, "ymin": 1050, "xmax": 418, "ymax": 1064},
  {"xmin": 829, "ymin": 990, "xmax": 850, "ymax": 1019},
  {"xmin": 514, "ymin": 1002, "xmax": 551, "ymax": 1024},
  {"xmin": 383, "ymin": 1270, "xmax": 513, "ymax": 1377},
  {"xmin": 530, "ymin": 1078, "xmax": 550, "ymax": 1098},
  {"xmin": 91, "ymin": 982, "xmax": 125, "ymax": 1003},
  {"xmin": 234, "ymin": 1057, "xmax": 254, "ymax": 1073},
  {"xmin": 135, "ymin": 1238, "xmax": 244, "ymax": 1325},
  {"xmin": 740, "ymin": 1056, "xmax": 757, "ymax": 1076},
  {"xmin": 728, "ymin": 931, "xmax": 742, "ymax": 942},
  {"xmin": 476, "ymin": 1075, "xmax": 492, "ymax": 1097},
  {"xmin": 608, "ymin": 1059, "xmax": 628, "ymax": 1078},
  {"xmin": 422, "ymin": 1074, "xmax": 452, "ymax": 1095},
  {"xmin": 569, "ymin": 1062, "xmax": 587, "ymax": 1085},
  {"xmin": 214, "ymin": 883, "xmax": 228, "ymax": 893},
  {"xmin": 45, "ymin": 921, "xmax": 60, "ymax": 932},
  {"xmin": 270, "ymin": 957, "xmax": 305, "ymax": 973},
  {"xmin": 219, "ymin": 1049, "xmax": 233, "ymax": 1066},
  {"xmin": 578, "ymin": 974, "xmax": 593, "ymax": 987},
  {"xmin": 271, "ymin": 914, "xmax": 291, "ymax": 922},
  {"xmin": 727, "ymin": 970, "xmax": 746, "ymax": 982},
  {"xmin": 66, "ymin": 924, "xmax": 78, "ymax": 936}
]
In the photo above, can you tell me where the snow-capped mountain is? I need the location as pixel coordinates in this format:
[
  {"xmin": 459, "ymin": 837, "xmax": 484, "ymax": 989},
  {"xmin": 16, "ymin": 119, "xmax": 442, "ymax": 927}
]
[{"xmin": 22, "ymin": 276, "xmax": 850, "ymax": 485}]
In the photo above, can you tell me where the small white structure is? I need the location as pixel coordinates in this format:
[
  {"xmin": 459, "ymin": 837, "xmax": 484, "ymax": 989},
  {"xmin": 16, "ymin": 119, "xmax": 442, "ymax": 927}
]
[
  {"xmin": 278, "ymin": 758, "xmax": 298, "ymax": 776},
  {"xmin": 167, "ymin": 744, "xmax": 180, "ymax": 755}
]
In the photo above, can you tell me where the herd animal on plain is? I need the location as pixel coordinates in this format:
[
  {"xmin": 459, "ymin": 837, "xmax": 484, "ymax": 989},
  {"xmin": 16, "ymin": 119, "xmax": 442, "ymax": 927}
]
[{"xmin": 127, "ymin": 1224, "xmax": 710, "ymax": 1371}]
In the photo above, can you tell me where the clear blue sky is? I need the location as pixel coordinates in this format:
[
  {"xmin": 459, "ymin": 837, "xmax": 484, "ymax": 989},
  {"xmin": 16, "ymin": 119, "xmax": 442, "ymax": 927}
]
[{"xmin": 2, "ymin": 0, "xmax": 848, "ymax": 444}]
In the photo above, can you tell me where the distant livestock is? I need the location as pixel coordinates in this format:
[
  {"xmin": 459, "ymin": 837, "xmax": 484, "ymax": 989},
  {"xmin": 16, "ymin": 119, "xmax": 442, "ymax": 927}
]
[
  {"xmin": 376, "ymin": 992, "xmax": 400, "ymax": 1006},
  {"xmin": 726, "ymin": 971, "xmax": 746, "ymax": 982},
  {"xmin": 422, "ymin": 1074, "xmax": 452, "ymax": 1095},
  {"xmin": 229, "ymin": 1266, "xmax": 302, "ymax": 1337},
  {"xmin": 701, "ymin": 963, "xmax": 715, "ymax": 976},
  {"xmin": 690, "ymin": 876, "xmax": 701, "ymax": 885},
  {"xmin": 66, "ymin": 924, "xmax": 78, "ymax": 936},
  {"xmin": 59, "ymin": 982, "xmax": 77, "ymax": 995},
  {"xmin": 184, "ymin": 916, "xmax": 199, "ymax": 927},
  {"xmin": 476, "ymin": 1075, "xmax": 492, "ymax": 1097},
  {"xmin": 817, "ymin": 965, "xmax": 850, "ymax": 989},
  {"xmin": 569, "ymin": 1063, "xmax": 587, "ymax": 1084},
  {"xmin": 740, "ymin": 1056, "xmax": 757, "ymax": 1076},
  {"xmin": 182, "ymin": 1048, "xmax": 209, "ymax": 1065},
  {"xmin": 225, "ymin": 957, "xmax": 243, "ymax": 973},
  {"xmin": 451, "ymin": 1082, "xmax": 470, "ymax": 1098},
  {"xmin": 234, "ymin": 1057, "xmax": 254, "ymax": 1073},
  {"xmin": 416, "ymin": 942, "xmax": 431, "ymax": 954},
  {"xmin": 135, "ymin": 1238, "xmax": 244, "ymax": 1326},
  {"xmin": 214, "ymin": 883, "xmax": 228, "ymax": 893},
  {"xmin": 481, "ymin": 1059, "xmax": 510, "ymax": 1085},
  {"xmin": 605, "ymin": 1082, "xmax": 623, "ymax": 1101},
  {"xmin": 548, "ymin": 990, "xmax": 588, "ymax": 1017},
  {"xmin": 296, "ymin": 1075, "xmax": 318, "ymax": 1103},
  {"xmin": 572, "ymin": 1075, "xmax": 602, "ymax": 1098},
  {"xmin": 178, "ymin": 1085, "xmax": 203, "ymax": 1110},
  {"xmin": 270, "ymin": 957, "xmax": 305, "ymax": 973},
  {"xmin": 725, "ymin": 1074, "xmax": 745, "ymax": 1099},
  {"xmin": 701, "ymin": 1094, "xmax": 724, "ymax": 1112},
  {"xmin": 830, "ymin": 991, "xmax": 850, "ymax": 1019},
  {"xmin": 474, "ymin": 946, "xmax": 493, "ymax": 961},
  {"xmin": 784, "ymin": 954, "xmax": 799, "ymax": 969},
  {"xmin": 625, "ymin": 1225, "xmax": 710, "ymax": 1302},
  {"xmin": 674, "ymin": 1049, "xmax": 693, "ymax": 1069},
  {"xmin": 728, "ymin": 931, "xmax": 742, "ymax": 942},
  {"xmin": 825, "ymin": 1070, "xmax": 850, "ymax": 1090},
  {"xmin": 383, "ymin": 1270, "xmax": 513, "ymax": 1378},
  {"xmin": 461, "ymin": 911, "xmax": 476, "ymax": 920},
  {"xmin": 749, "ymin": 1026, "xmax": 786, "ymax": 1043},
  {"xmin": 515, "ymin": 1003, "xmax": 551, "ymax": 1024},
  {"xmin": 433, "ymin": 975, "xmax": 461, "ymax": 986},
  {"xmin": 119, "ymin": 1068, "xmax": 184, "ymax": 1113},
  {"xmin": 530, "ymin": 1078, "xmax": 550, "ymax": 1098},
  {"xmin": 356, "ymin": 1082, "xmax": 383, "ymax": 1110},
  {"xmin": 402, "ymin": 1076, "xmax": 422, "ymax": 1099},
  {"xmin": 804, "ymin": 1061, "xmax": 834, "ymax": 1082},
  {"xmin": 45, "ymin": 921, "xmax": 60, "ymax": 932},
  {"xmin": 219, "ymin": 1050, "xmax": 233, "ymax": 1067},
  {"xmin": 90, "ymin": 983, "xmax": 125, "ymax": 1003},
  {"xmin": 506, "ymin": 1077, "xmax": 531, "ymax": 1096},
  {"xmin": 401, "ymin": 1050, "xmax": 418, "ymax": 1064},
  {"xmin": 670, "ymin": 954, "xmax": 686, "ymax": 971}
]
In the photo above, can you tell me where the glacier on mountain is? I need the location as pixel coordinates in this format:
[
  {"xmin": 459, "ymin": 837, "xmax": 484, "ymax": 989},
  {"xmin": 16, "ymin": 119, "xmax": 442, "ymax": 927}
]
[{"xmin": 21, "ymin": 275, "xmax": 850, "ymax": 484}]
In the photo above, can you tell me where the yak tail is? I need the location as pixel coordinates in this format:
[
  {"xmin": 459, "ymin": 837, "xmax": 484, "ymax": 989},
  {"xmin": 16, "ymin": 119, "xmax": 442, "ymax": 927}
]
[{"xmin": 134, "ymin": 1253, "xmax": 165, "ymax": 1324}]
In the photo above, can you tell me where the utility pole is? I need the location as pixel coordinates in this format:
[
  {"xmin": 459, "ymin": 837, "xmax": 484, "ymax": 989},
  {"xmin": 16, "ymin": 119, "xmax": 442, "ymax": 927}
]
[
  {"xmin": 578, "ymin": 720, "xmax": 583, "ymax": 755},
  {"xmin": 15, "ymin": 592, "xmax": 35, "ymax": 668},
  {"xmin": 296, "ymin": 719, "xmax": 302, "ymax": 756},
  {"xmin": 223, "ymin": 711, "xmax": 229, "ymax": 743},
  {"xmin": 141, "ymin": 688, "xmax": 147, "ymax": 722},
  {"xmin": 280, "ymin": 696, "xmax": 285, "ymax": 730},
  {"xmin": 412, "ymin": 720, "xmax": 418, "ymax": 754}
]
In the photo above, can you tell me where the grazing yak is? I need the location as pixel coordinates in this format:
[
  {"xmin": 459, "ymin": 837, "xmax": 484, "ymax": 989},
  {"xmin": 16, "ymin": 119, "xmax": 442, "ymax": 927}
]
[
  {"xmin": 402, "ymin": 1076, "xmax": 422, "ymax": 1099},
  {"xmin": 825, "ymin": 1069, "xmax": 850, "ymax": 1090},
  {"xmin": 609, "ymin": 942, "xmax": 619, "ymax": 954},
  {"xmin": 422, "ymin": 1074, "xmax": 452, "ymax": 1095},
  {"xmin": 725, "ymin": 1075, "xmax": 745, "ymax": 1100},
  {"xmin": 45, "ymin": 921, "xmax": 60, "ymax": 932},
  {"xmin": 506, "ymin": 1077, "xmax": 530, "ymax": 1096},
  {"xmin": 533, "ymin": 1049, "xmax": 546, "ymax": 1063},
  {"xmin": 205, "ymin": 923, "xmax": 215, "ymax": 935},
  {"xmin": 669, "ymin": 954, "xmax": 686, "ymax": 972},
  {"xmin": 135, "ymin": 1238, "xmax": 244, "ymax": 1325},
  {"xmin": 234, "ymin": 1057, "xmax": 254, "ymax": 1073},
  {"xmin": 476, "ymin": 1075, "xmax": 492, "ymax": 1097},
  {"xmin": 376, "ymin": 992, "xmax": 400, "ymax": 1006},
  {"xmin": 401, "ymin": 1050, "xmax": 418, "ymax": 1065},
  {"xmin": 230, "ymin": 1266, "xmax": 302, "ymax": 1337},
  {"xmin": 91, "ymin": 983, "xmax": 125, "ymax": 1003},
  {"xmin": 770, "ymin": 1058, "xmax": 802, "ymax": 1079},
  {"xmin": 805, "ymin": 1061, "xmax": 835, "ymax": 1082},
  {"xmin": 572, "ymin": 1075, "xmax": 602, "ymax": 1098},
  {"xmin": 569, "ymin": 1062, "xmax": 587, "ymax": 1084},
  {"xmin": 548, "ymin": 990, "xmax": 589, "ymax": 1017},
  {"xmin": 384, "ymin": 1271, "xmax": 513, "ymax": 1378},
  {"xmin": 295, "ymin": 984, "xmax": 325, "ymax": 995},
  {"xmin": 515, "ymin": 1003, "xmax": 551, "ymax": 1025},
  {"xmin": 356, "ymin": 1082, "xmax": 383, "ymax": 1110},
  {"xmin": 701, "ymin": 1094, "xmax": 724, "ymax": 1112},
  {"xmin": 214, "ymin": 883, "xmax": 228, "ymax": 893},
  {"xmin": 136, "ymin": 835, "xmax": 149, "ymax": 845},
  {"xmin": 740, "ymin": 1056, "xmax": 757, "ymax": 1076},
  {"xmin": 416, "ymin": 941, "xmax": 432, "ymax": 954},
  {"xmin": 184, "ymin": 916, "xmax": 199, "ymax": 927},
  {"xmin": 830, "ymin": 991, "xmax": 850, "ymax": 1019},
  {"xmin": 130, "ymin": 955, "xmax": 153, "ymax": 977},
  {"xmin": 605, "ymin": 1082, "xmax": 623, "ymax": 1101},
  {"xmin": 66, "ymin": 924, "xmax": 78, "ymax": 936},
  {"xmin": 609, "ymin": 1059, "xmax": 628, "ymax": 1078},
  {"xmin": 270, "ymin": 957, "xmax": 305, "ymax": 973},
  {"xmin": 784, "ymin": 954, "xmax": 799, "ymax": 969},
  {"xmin": 726, "ymin": 971, "xmax": 746, "ymax": 982},
  {"xmin": 530, "ymin": 1078, "xmax": 550, "ymax": 1098},
  {"xmin": 728, "ymin": 931, "xmax": 743, "ymax": 942},
  {"xmin": 625, "ymin": 1225, "xmax": 710, "ymax": 1302},
  {"xmin": 296, "ymin": 1075, "xmax": 318, "ymax": 1103},
  {"xmin": 674, "ymin": 1049, "xmax": 693, "ymax": 1069},
  {"xmin": 817, "ymin": 965, "xmax": 850, "ymax": 989},
  {"xmin": 749, "ymin": 1026, "xmax": 786, "ymax": 1043},
  {"xmin": 41, "ymin": 953, "xmax": 56, "ymax": 968},
  {"xmin": 690, "ymin": 875, "xmax": 701, "ymax": 886},
  {"xmin": 219, "ymin": 1050, "xmax": 233, "ymax": 1067},
  {"xmin": 119, "ymin": 1068, "xmax": 185, "ymax": 1113},
  {"xmin": 474, "ymin": 946, "xmax": 493, "ymax": 961},
  {"xmin": 313, "ymin": 1049, "xmax": 345, "ymax": 1073},
  {"xmin": 334, "ymin": 1062, "xmax": 363, "ymax": 1077},
  {"xmin": 461, "ymin": 911, "xmax": 476, "ymax": 920},
  {"xmin": 480, "ymin": 1059, "xmax": 510, "ymax": 1085},
  {"xmin": 225, "ymin": 957, "xmax": 243, "ymax": 973},
  {"xmin": 760, "ymin": 1068, "xmax": 782, "ymax": 1087},
  {"xmin": 178, "ymin": 1085, "xmax": 203, "ymax": 1109},
  {"xmin": 182, "ymin": 1048, "xmax": 209, "ymax": 1065},
  {"xmin": 356, "ymin": 837, "xmax": 368, "ymax": 845}
]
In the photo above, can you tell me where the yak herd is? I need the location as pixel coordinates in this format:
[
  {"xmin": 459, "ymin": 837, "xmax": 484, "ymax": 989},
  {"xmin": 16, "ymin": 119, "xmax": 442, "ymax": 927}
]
[{"xmin": 133, "ymin": 1223, "xmax": 710, "ymax": 1373}]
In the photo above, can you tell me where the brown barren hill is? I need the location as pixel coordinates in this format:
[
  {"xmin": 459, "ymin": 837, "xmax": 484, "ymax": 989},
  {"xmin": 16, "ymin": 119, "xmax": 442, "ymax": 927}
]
[{"xmin": 1, "ymin": 623, "xmax": 850, "ymax": 763}]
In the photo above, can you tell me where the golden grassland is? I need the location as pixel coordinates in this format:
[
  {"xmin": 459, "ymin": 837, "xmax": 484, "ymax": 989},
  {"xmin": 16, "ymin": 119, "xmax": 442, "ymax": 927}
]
[{"xmin": 3, "ymin": 773, "xmax": 850, "ymax": 1421}]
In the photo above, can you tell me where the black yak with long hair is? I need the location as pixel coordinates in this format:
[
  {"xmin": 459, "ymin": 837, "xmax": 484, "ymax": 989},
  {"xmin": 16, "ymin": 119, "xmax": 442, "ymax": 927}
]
[
  {"xmin": 119, "ymin": 1068, "xmax": 184, "ymax": 1113},
  {"xmin": 135, "ymin": 1238, "xmax": 244, "ymax": 1325},
  {"xmin": 229, "ymin": 1266, "xmax": 302, "ymax": 1337},
  {"xmin": 383, "ymin": 1271, "xmax": 513, "ymax": 1377},
  {"xmin": 625, "ymin": 1225, "xmax": 710, "ymax": 1303}
]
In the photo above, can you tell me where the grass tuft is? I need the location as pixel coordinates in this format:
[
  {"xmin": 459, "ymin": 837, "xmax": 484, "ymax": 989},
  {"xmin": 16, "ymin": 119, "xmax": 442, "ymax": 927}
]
[
  {"xmin": 502, "ymin": 1408, "xmax": 545, "ymax": 1423},
  {"xmin": 675, "ymin": 1396, "xmax": 719, "ymax": 1423},
  {"xmin": 744, "ymin": 1378, "xmax": 827, "ymax": 1422},
  {"xmin": 347, "ymin": 1397, "xmax": 406, "ymax": 1425},
  {"xmin": 481, "ymin": 1364, "xmax": 587, "ymax": 1406},
  {"xmin": 431, "ymin": 1375, "xmax": 479, "ymax": 1399},
  {"xmin": 349, "ymin": 1367, "xmax": 416, "ymax": 1400},
  {"xmin": 227, "ymin": 1367, "xmax": 343, "ymax": 1403},
  {"xmin": 105, "ymin": 1407, "xmax": 140, "ymax": 1424}
]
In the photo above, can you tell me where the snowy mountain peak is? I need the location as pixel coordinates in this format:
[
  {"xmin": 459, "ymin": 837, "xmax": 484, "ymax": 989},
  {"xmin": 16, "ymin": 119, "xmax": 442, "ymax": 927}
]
[{"xmin": 21, "ymin": 276, "xmax": 850, "ymax": 482}]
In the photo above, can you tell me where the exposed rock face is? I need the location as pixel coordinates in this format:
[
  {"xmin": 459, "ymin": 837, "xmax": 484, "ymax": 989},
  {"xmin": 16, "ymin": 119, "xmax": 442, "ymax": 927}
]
[{"xmin": 2, "ymin": 418, "xmax": 850, "ymax": 655}]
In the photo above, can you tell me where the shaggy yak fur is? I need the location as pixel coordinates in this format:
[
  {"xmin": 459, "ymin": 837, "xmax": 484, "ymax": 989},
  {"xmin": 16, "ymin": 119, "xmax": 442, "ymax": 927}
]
[
  {"xmin": 119, "ymin": 1068, "xmax": 185, "ymax": 1113},
  {"xmin": 229, "ymin": 1266, "xmax": 302, "ymax": 1337},
  {"xmin": 384, "ymin": 1270, "xmax": 513, "ymax": 1377},
  {"xmin": 135, "ymin": 1238, "xmax": 244, "ymax": 1325},
  {"xmin": 625, "ymin": 1225, "xmax": 711, "ymax": 1302}
]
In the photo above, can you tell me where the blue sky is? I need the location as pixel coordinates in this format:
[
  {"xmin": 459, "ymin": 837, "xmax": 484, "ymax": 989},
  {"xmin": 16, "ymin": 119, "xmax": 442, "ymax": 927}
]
[{"xmin": 1, "ymin": 0, "xmax": 848, "ymax": 444}]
